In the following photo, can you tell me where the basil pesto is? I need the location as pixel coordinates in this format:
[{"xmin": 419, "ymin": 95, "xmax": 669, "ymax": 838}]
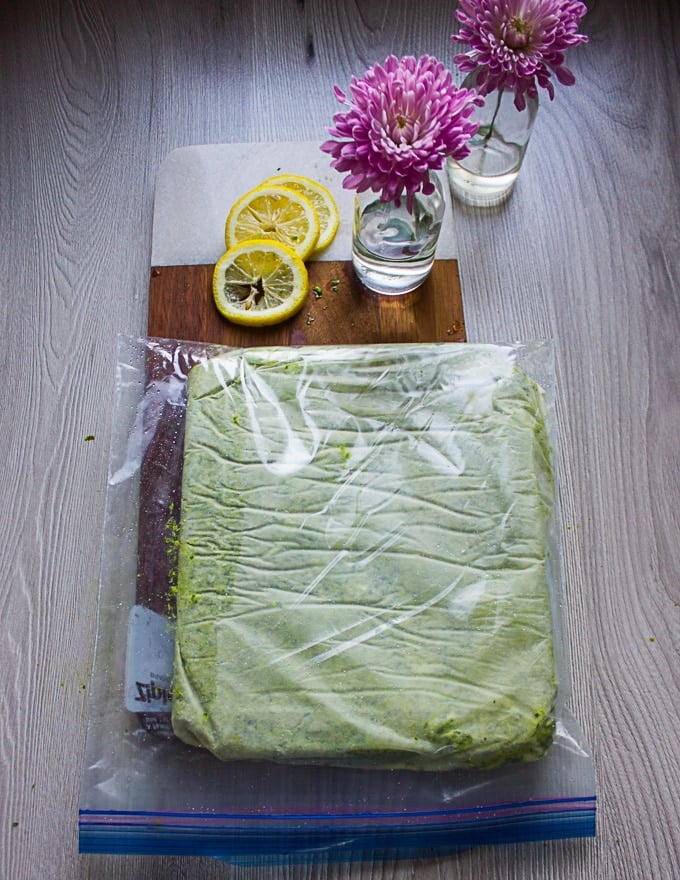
[{"xmin": 172, "ymin": 344, "xmax": 557, "ymax": 770}]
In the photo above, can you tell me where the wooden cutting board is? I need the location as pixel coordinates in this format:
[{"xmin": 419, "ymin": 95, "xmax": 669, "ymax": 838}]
[
  {"xmin": 136, "ymin": 140, "xmax": 466, "ymax": 732},
  {"xmin": 136, "ymin": 258, "xmax": 465, "ymax": 734},
  {"xmin": 147, "ymin": 142, "xmax": 465, "ymax": 345},
  {"xmin": 147, "ymin": 258, "xmax": 466, "ymax": 345}
]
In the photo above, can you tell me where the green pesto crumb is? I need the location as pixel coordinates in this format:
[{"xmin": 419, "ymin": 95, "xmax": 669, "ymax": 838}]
[
  {"xmin": 83, "ymin": 434, "xmax": 95, "ymax": 442},
  {"xmin": 165, "ymin": 513, "xmax": 181, "ymax": 601}
]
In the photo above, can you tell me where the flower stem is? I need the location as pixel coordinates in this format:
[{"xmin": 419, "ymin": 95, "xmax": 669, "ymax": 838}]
[{"xmin": 483, "ymin": 89, "xmax": 503, "ymax": 147}]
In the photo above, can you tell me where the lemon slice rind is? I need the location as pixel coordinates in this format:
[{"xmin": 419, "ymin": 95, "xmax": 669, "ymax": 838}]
[
  {"xmin": 260, "ymin": 174, "xmax": 340, "ymax": 253},
  {"xmin": 225, "ymin": 185, "xmax": 320, "ymax": 261},
  {"xmin": 212, "ymin": 239, "xmax": 309, "ymax": 327}
]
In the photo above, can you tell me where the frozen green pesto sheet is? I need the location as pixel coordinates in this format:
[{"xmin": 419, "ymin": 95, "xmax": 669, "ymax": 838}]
[{"xmin": 171, "ymin": 344, "xmax": 558, "ymax": 770}]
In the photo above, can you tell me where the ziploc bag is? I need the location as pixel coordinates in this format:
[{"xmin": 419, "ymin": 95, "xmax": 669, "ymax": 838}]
[{"xmin": 79, "ymin": 336, "xmax": 595, "ymax": 863}]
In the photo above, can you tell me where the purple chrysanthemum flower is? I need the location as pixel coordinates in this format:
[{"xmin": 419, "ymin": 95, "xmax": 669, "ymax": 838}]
[
  {"xmin": 452, "ymin": 0, "xmax": 589, "ymax": 110},
  {"xmin": 321, "ymin": 55, "xmax": 482, "ymax": 209}
]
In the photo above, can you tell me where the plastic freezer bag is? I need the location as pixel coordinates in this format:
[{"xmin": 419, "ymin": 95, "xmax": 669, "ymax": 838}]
[{"xmin": 79, "ymin": 336, "xmax": 596, "ymax": 862}]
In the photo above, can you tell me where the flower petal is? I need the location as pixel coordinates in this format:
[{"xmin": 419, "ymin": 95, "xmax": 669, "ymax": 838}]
[
  {"xmin": 321, "ymin": 54, "xmax": 483, "ymax": 202},
  {"xmin": 451, "ymin": 0, "xmax": 588, "ymax": 103}
]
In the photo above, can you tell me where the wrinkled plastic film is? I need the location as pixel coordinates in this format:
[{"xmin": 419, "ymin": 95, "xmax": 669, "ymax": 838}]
[
  {"xmin": 174, "ymin": 344, "xmax": 558, "ymax": 770},
  {"xmin": 79, "ymin": 336, "xmax": 595, "ymax": 860}
]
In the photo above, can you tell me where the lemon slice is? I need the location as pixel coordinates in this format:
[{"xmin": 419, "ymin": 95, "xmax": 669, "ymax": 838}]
[
  {"xmin": 212, "ymin": 239, "xmax": 308, "ymax": 326},
  {"xmin": 225, "ymin": 185, "xmax": 320, "ymax": 260},
  {"xmin": 261, "ymin": 174, "xmax": 340, "ymax": 253}
]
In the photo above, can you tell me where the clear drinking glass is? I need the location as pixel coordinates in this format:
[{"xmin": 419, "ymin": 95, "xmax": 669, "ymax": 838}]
[
  {"xmin": 352, "ymin": 172, "xmax": 445, "ymax": 295},
  {"xmin": 447, "ymin": 69, "xmax": 538, "ymax": 207}
]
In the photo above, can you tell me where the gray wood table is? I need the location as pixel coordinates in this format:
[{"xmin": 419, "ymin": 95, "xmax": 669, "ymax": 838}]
[{"xmin": 1, "ymin": 0, "xmax": 678, "ymax": 877}]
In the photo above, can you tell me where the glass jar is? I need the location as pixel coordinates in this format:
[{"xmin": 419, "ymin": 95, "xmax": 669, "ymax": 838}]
[
  {"xmin": 351, "ymin": 172, "xmax": 446, "ymax": 295},
  {"xmin": 447, "ymin": 69, "xmax": 538, "ymax": 207}
]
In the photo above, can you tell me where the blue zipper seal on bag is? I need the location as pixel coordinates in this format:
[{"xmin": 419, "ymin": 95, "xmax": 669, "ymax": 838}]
[{"xmin": 79, "ymin": 794, "xmax": 596, "ymax": 861}]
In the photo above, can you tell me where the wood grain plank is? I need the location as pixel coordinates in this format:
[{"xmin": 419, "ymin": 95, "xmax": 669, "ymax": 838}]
[
  {"xmin": 0, "ymin": 3, "xmax": 149, "ymax": 880},
  {"xmin": 452, "ymin": 3, "xmax": 680, "ymax": 879},
  {"xmin": 1, "ymin": 0, "xmax": 678, "ymax": 877},
  {"xmin": 147, "ymin": 260, "xmax": 465, "ymax": 346}
]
